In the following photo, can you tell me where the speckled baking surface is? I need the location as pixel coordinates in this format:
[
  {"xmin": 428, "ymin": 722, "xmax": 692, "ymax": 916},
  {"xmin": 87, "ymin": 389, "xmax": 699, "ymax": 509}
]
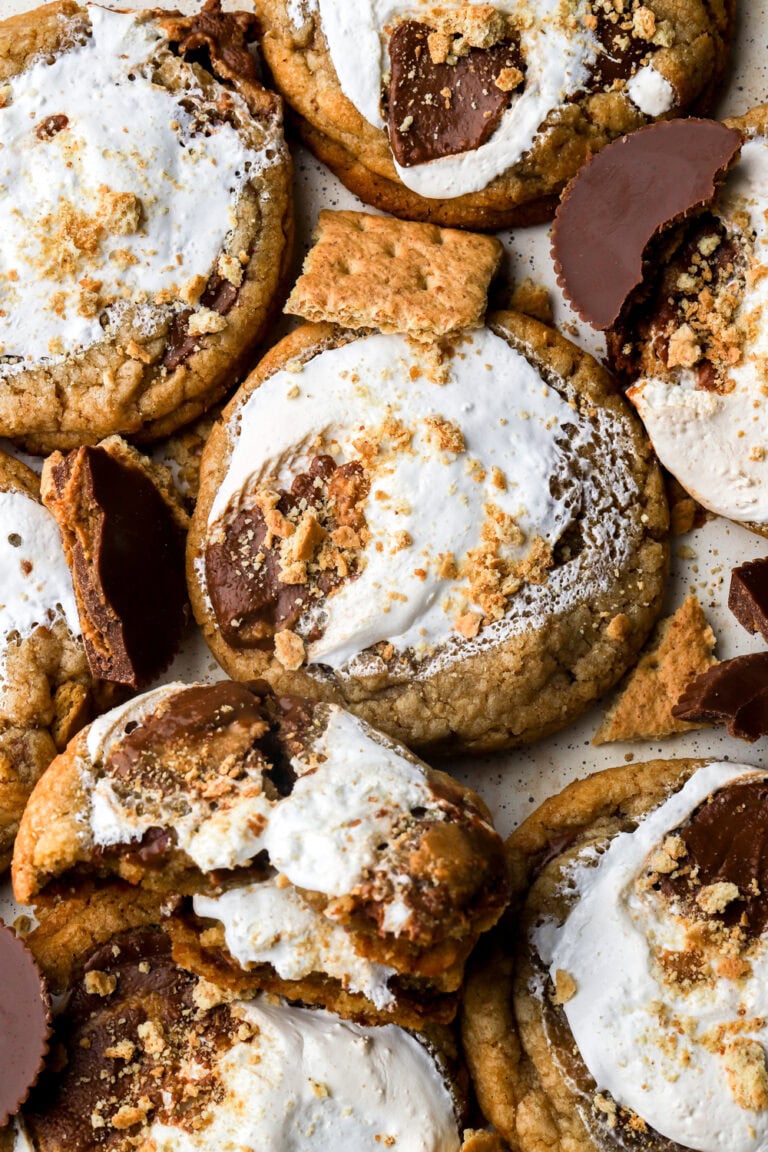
[{"xmin": 0, "ymin": 0, "xmax": 767, "ymax": 929}]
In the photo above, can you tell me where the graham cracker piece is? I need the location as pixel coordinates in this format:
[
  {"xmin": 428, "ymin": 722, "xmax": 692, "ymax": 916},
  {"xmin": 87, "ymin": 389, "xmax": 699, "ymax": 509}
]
[
  {"xmin": 284, "ymin": 210, "xmax": 502, "ymax": 338},
  {"xmin": 594, "ymin": 595, "xmax": 717, "ymax": 744}
]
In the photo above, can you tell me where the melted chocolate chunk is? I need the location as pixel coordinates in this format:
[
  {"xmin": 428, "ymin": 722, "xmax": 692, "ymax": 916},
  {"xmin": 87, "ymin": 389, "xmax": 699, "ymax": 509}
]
[
  {"xmin": 163, "ymin": 0, "xmax": 260, "ymax": 82},
  {"xmin": 205, "ymin": 455, "xmax": 368, "ymax": 650},
  {"xmin": 672, "ymin": 653, "xmax": 768, "ymax": 741},
  {"xmin": 661, "ymin": 778, "xmax": 768, "ymax": 936},
  {"xmin": 552, "ymin": 119, "xmax": 742, "ymax": 330},
  {"xmin": 24, "ymin": 929, "xmax": 233, "ymax": 1152},
  {"xmin": 588, "ymin": 7, "xmax": 650, "ymax": 90},
  {"xmin": 45, "ymin": 447, "xmax": 188, "ymax": 689},
  {"xmin": 162, "ymin": 267, "xmax": 242, "ymax": 371},
  {"xmin": 0, "ymin": 927, "xmax": 50, "ymax": 1126},
  {"xmin": 729, "ymin": 558, "xmax": 768, "ymax": 642},
  {"xmin": 387, "ymin": 21, "xmax": 523, "ymax": 167}
]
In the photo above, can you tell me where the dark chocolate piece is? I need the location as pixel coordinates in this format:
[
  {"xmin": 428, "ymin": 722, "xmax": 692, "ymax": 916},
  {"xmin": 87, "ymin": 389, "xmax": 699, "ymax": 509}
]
[
  {"xmin": 162, "ymin": 0, "xmax": 260, "ymax": 82},
  {"xmin": 672, "ymin": 652, "xmax": 768, "ymax": 741},
  {"xmin": 44, "ymin": 446, "xmax": 188, "ymax": 689},
  {"xmin": 387, "ymin": 21, "xmax": 523, "ymax": 167},
  {"xmin": 729, "ymin": 558, "xmax": 768, "ymax": 641},
  {"xmin": 552, "ymin": 119, "xmax": 742, "ymax": 330},
  {"xmin": 660, "ymin": 777, "xmax": 768, "ymax": 936},
  {"xmin": 0, "ymin": 925, "xmax": 51, "ymax": 1126}
]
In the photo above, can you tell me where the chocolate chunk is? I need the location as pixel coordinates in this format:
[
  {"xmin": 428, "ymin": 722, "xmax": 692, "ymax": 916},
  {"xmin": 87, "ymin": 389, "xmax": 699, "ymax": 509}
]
[
  {"xmin": 205, "ymin": 454, "xmax": 365, "ymax": 650},
  {"xmin": 661, "ymin": 777, "xmax": 768, "ymax": 936},
  {"xmin": 36, "ymin": 114, "xmax": 68, "ymax": 141},
  {"xmin": 42, "ymin": 445, "xmax": 188, "ymax": 689},
  {"xmin": 672, "ymin": 653, "xmax": 768, "ymax": 741},
  {"xmin": 162, "ymin": 268, "xmax": 242, "ymax": 371},
  {"xmin": 552, "ymin": 119, "xmax": 742, "ymax": 330},
  {"xmin": 0, "ymin": 925, "xmax": 51, "ymax": 1125},
  {"xmin": 387, "ymin": 21, "xmax": 523, "ymax": 167},
  {"xmin": 588, "ymin": 7, "xmax": 649, "ymax": 90},
  {"xmin": 162, "ymin": 0, "xmax": 260, "ymax": 83},
  {"xmin": 729, "ymin": 558, "xmax": 768, "ymax": 641}
]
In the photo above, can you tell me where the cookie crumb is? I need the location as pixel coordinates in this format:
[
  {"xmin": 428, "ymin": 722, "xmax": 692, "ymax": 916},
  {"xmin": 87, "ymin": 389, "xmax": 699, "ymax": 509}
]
[
  {"xmin": 84, "ymin": 970, "xmax": 117, "ymax": 997},
  {"xmin": 696, "ymin": 881, "xmax": 740, "ymax": 915},
  {"xmin": 552, "ymin": 969, "xmax": 577, "ymax": 1004},
  {"xmin": 274, "ymin": 629, "xmax": 306, "ymax": 670},
  {"xmin": 723, "ymin": 1039, "xmax": 768, "ymax": 1111}
]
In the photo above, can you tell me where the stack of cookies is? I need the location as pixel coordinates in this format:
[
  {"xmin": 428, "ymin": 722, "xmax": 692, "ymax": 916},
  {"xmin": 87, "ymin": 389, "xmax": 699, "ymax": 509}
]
[{"xmin": 4, "ymin": 0, "xmax": 768, "ymax": 1150}]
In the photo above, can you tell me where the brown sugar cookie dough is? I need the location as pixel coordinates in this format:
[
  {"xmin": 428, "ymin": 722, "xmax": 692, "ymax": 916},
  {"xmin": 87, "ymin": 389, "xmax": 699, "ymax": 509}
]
[
  {"xmin": 255, "ymin": 0, "xmax": 734, "ymax": 230},
  {"xmin": 461, "ymin": 757, "xmax": 768, "ymax": 1152},
  {"xmin": 0, "ymin": 0, "xmax": 292, "ymax": 452},
  {"xmin": 14, "ymin": 925, "xmax": 491, "ymax": 1152},
  {"xmin": 12, "ymin": 680, "xmax": 509, "ymax": 1028},
  {"xmin": 187, "ymin": 310, "xmax": 669, "ymax": 753},
  {"xmin": 0, "ymin": 450, "xmax": 93, "ymax": 872}
]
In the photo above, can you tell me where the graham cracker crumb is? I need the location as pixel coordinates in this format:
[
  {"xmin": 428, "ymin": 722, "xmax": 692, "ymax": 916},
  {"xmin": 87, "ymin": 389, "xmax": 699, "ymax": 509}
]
[
  {"xmin": 723, "ymin": 1039, "xmax": 768, "ymax": 1111},
  {"xmin": 697, "ymin": 881, "xmax": 740, "ymax": 915},
  {"xmin": 455, "ymin": 611, "xmax": 482, "ymax": 639},
  {"xmin": 510, "ymin": 278, "xmax": 553, "ymax": 324},
  {"xmin": 552, "ymin": 969, "xmax": 577, "ymax": 1005},
  {"xmin": 495, "ymin": 66, "xmax": 524, "ymax": 91},
  {"xmin": 84, "ymin": 970, "xmax": 117, "ymax": 997},
  {"xmin": 594, "ymin": 595, "xmax": 717, "ymax": 743},
  {"xmin": 606, "ymin": 613, "xmax": 632, "ymax": 642},
  {"xmin": 274, "ymin": 629, "xmax": 306, "ymax": 670}
]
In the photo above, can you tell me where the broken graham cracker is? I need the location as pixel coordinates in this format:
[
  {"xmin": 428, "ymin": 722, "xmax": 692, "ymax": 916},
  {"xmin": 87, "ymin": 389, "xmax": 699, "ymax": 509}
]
[
  {"xmin": 284, "ymin": 210, "xmax": 502, "ymax": 338},
  {"xmin": 594, "ymin": 595, "xmax": 717, "ymax": 744},
  {"xmin": 41, "ymin": 437, "xmax": 189, "ymax": 690}
]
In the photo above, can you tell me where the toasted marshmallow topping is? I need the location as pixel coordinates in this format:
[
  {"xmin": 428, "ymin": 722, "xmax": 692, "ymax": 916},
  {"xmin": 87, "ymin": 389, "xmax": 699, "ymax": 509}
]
[
  {"xmin": 205, "ymin": 327, "xmax": 641, "ymax": 675},
  {"xmin": 194, "ymin": 879, "xmax": 397, "ymax": 1007},
  {"xmin": 0, "ymin": 5, "xmax": 276, "ymax": 373},
  {"xmin": 148, "ymin": 997, "xmax": 460, "ymax": 1152},
  {"xmin": 81, "ymin": 688, "xmax": 450, "ymax": 928},
  {"xmin": 304, "ymin": 0, "xmax": 596, "ymax": 199},
  {"xmin": 535, "ymin": 762, "xmax": 768, "ymax": 1152},
  {"xmin": 630, "ymin": 136, "xmax": 768, "ymax": 525},
  {"xmin": 0, "ymin": 489, "xmax": 80, "ymax": 679}
]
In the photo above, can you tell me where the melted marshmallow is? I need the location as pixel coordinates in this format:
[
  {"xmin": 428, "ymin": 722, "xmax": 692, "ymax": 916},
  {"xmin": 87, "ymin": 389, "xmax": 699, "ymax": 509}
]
[
  {"xmin": 0, "ymin": 489, "xmax": 80, "ymax": 654},
  {"xmin": 194, "ymin": 879, "xmax": 397, "ymax": 1007},
  {"xmin": 626, "ymin": 64, "xmax": 675, "ymax": 116},
  {"xmin": 535, "ymin": 762, "xmax": 768, "ymax": 1152},
  {"xmin": 83, "ymin": 690, "xmax": 443, "ymax": 913},
  {"xmin": 148, "ymin": 997, "xmax": 460, "ymax": 1152},
  {"xmin": 205, "ymin": 327, "xmax": 641, "ymax": 675},
  {"xmin": 85, "ymin": 683, "xmax": 272, "ymax": 874},
  {"xmin": 630, "ymin": 136, "xmax": 768, "ymax": 525},
  {"xmin": 311, "ymin": 0, "xmax": 597, "ymax": 198},
  {"xmin": 0, "ymin": 5, "xmax": 274, "ymax": 371}
]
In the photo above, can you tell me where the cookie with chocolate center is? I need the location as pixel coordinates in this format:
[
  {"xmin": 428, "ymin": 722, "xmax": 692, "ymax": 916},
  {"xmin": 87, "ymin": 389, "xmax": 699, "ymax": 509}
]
[
  {"xmin": 462, "ymin": 758, "xmax": 768, "ymax": 1152},
  {"xmin": 255, "ymin": 0, "xmax": 733, "ymax": 229},
  {"xmin": 14, "ymin": 926, "xmax": 495, "ymax": 1152},
  {"xmin": 0, "ymin": 0, "xmax": 292, "ymax": 452}
]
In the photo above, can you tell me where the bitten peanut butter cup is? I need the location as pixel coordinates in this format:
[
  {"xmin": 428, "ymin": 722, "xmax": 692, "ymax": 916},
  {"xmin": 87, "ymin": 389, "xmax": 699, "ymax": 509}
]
[
  {"xmin": 0, "ymin": 925, "xmax": 51, "ymax": 1125},
  {"xmin": 552, "ymin": 119, "xmax": 742, "ymax": 330}
]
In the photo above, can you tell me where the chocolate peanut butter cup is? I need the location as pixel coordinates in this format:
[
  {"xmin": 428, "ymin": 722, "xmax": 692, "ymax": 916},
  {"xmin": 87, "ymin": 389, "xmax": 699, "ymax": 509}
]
[
  {"xmin": 552, "ymin": 119, "xmax": 742, "ymax": 331},
  {"xmin": 0, "ymin": 925, "xmax": 51, "ymax": 1125}
]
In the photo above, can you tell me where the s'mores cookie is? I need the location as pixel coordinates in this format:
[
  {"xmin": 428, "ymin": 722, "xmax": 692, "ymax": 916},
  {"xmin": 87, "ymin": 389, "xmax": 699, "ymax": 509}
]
[
  {"xmin": 0, "ymin": 1, "xmax": 292, "ymax": 451},
  {"xmin": 0, "ymin": 449, "xmax": 93, "ymax": 871},
  {"xmin": 16, "ymin": 926, "xmax": 496, "ymax": 1152},
  {"xmin": 255, "ymin": 0, "xmax": 733, "ymax": 229},
  {"xmin": 463, "ymin": 758, "xmax": 768, "ymax": 1152},
  {"xmin": 187, "ymin": 212, "xmax": 669, "ymax": 753},
  {"xmin": 13, "ymin": 680, "xmax": 509, "ymax": 1028}
]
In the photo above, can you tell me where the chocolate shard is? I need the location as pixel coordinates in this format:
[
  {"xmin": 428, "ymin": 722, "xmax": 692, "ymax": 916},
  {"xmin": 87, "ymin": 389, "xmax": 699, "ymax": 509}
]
[
  {"xmin": 0, "ymin": 925, "xmax": 51, "ymax": 1126},
  {"xmin": 387, "ymin": 21, "xmax": 523, "ymax": 167},
  {"xmin": 551, "ymin": 119, "xmax": 742, "ymax": 331},
  {"xmin": 41, "ymin": 441, "xmax": 189, "ymax": 689},
  {"xmin": 729, "ymin": 558, "xmax": 768, "ymax": 641},
  {"xmin": 672, "ymin": 653, "xmax": 768, "ymax": 741}
]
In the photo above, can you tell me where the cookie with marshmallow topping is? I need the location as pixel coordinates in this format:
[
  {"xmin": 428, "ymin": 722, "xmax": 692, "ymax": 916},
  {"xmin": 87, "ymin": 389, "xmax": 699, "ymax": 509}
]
[
  {"xmin": 463, "ymin": 756, "xmax": 768, "ymax": 1152},
  {"xmin": 0, "ymin": 1, "xmax": 291, "ymax": 451},
  {"xmin": 255, "ymin": 0, "xmax": 733, "ymax": 229},
  {"xmin": 187, "ymin": 211, "xmax": 669, "ymax": 752},
  {"xmin": 13, "ymin": 680, "xmax": 509, "ymax": 1028}
]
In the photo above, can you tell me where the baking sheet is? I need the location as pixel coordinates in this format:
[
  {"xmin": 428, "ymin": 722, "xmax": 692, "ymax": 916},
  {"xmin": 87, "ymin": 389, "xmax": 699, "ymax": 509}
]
[{"xmin": 1, "ymin": 0, "xmax": 767, "ymax": 935}]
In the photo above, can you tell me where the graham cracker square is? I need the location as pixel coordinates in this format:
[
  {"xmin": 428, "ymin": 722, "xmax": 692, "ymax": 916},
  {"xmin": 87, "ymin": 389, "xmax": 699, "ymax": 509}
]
[{"xmin": 284, "ymin": 210, "xmax": 502, "ymax": 338}]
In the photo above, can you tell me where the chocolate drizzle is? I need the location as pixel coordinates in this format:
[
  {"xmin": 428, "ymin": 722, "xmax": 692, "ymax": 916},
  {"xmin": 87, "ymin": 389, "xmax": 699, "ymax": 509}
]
[{"xmin": 387, "ymin": 21, "xmax": 524, "ymax": 167}]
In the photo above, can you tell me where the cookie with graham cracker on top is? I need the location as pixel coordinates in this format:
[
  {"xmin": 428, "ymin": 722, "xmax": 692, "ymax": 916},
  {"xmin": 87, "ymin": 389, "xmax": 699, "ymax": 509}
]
[{"xmin": 186, "ymin": 209, "xmax": 669, "ymax": 753}]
